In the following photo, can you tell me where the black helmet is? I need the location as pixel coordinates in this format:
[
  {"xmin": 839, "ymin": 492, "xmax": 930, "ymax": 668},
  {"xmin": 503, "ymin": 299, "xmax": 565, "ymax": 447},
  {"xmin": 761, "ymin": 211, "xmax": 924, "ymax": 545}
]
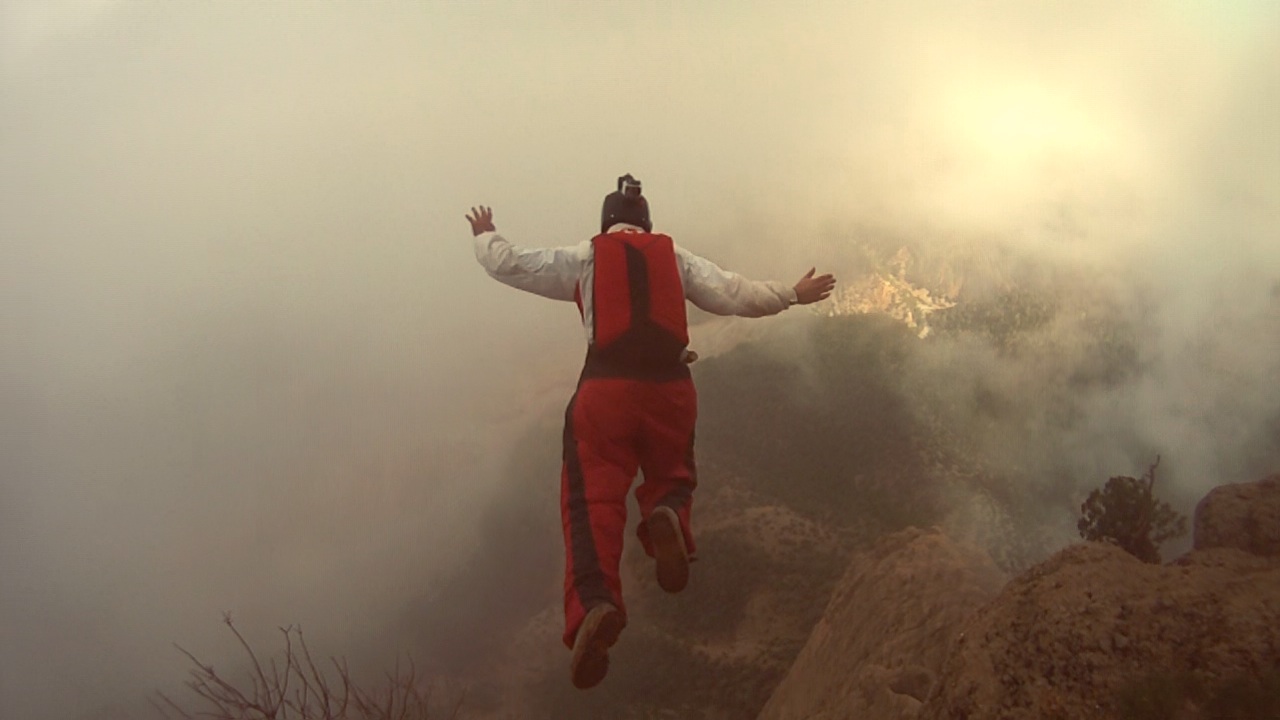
[{"xmin": 600, "ymin": 173, "xmax": 651, "ymax": 233}]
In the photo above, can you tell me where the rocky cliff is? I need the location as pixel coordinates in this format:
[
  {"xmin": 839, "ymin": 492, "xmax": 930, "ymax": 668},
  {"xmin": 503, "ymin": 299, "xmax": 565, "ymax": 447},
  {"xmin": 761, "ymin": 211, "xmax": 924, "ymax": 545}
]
[
  {"xmin": 760, "ymin": 474, "xmax": 1280, "ymax": 720},
  {"xmin": 757, "ymin": 528, "xmax": 1005, "ymax": 720}
]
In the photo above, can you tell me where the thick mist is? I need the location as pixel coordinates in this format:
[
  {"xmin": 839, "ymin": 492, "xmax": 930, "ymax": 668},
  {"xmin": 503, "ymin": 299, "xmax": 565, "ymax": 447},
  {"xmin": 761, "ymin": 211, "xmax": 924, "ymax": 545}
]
[{"xmin": 3, "ymin": 2, "xmax": 1278, "ymax": 718}]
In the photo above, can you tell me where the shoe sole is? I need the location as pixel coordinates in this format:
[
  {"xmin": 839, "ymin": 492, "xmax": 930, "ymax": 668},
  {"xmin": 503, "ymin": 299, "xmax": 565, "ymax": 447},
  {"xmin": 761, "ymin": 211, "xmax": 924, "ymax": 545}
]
[
  {"xmin": 571, "ymin": 605, "xmax": 625, "ymax": 690},
  {"xmin": 650, "ymin": 506, "xmax": 689, "ymax": 594}
]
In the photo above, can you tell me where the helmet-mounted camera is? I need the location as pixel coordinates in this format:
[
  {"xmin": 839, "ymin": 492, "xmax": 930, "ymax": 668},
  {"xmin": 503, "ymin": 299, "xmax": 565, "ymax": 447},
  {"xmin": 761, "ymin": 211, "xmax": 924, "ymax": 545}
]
[{"xmin": 618, "ymin": 174, "xmax": 643, "ymax": 198}]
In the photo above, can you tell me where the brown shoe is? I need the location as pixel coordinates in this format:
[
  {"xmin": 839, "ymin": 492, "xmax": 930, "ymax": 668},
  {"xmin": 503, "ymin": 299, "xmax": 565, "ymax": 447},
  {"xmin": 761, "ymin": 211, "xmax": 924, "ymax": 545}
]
[
  {"xmin": 649, "ymin": 506, "xmax": 690, "ymax": 593},
  {"xmin": 570, "ymin": 603, "xmax": 625, "ymax": 689}
]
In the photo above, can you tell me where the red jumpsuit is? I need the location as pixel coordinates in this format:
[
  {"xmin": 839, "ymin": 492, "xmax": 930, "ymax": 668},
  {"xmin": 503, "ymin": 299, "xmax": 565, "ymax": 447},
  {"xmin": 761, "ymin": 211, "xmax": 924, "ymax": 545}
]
[
  {"xmin": 561, "ymin": 231, "xmax": 696, "ymax": 647},
  {"xmin": 471, "ymin": 222, "xmax": 797, "ymax": 650}
]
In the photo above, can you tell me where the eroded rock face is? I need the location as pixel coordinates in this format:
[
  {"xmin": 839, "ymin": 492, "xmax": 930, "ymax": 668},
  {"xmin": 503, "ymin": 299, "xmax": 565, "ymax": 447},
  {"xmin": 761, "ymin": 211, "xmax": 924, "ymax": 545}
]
[
  {"xmin": 757, "ymin": 476, "xmax": 1280, "ymax": 720},
  {"xmin": 1194, "ymin": 474, "xmax": 1280, "ymax": 556},
  {"xmin": 757, "ymin": 527, "xmax": 1005, "ymax": 720},
  {"xmin": 921, "ymin": 543, "xmax": 1280, "ymax": 720}
]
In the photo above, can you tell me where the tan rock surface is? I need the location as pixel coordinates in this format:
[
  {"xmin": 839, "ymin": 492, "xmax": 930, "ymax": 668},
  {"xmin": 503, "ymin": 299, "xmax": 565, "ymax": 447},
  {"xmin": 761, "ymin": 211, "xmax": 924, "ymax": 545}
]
[
  {"xmin": 757, "ymin": 527, "xmax": 1005, "ymax": 720},
  {"xmin": 1194, "ymin": 473, "xmax": 1280, "ymax": 556},
  {"xmin": 922, "ymin": 542, "xmax": 1280, "ymax": 720}
]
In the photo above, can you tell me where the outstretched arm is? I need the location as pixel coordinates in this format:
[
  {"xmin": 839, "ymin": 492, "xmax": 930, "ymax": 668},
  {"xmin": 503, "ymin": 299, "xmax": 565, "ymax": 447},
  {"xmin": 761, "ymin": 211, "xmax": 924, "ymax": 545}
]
[
  {"xmin": 677, "ymin": 247, "xmax": 837, "ymax": 317},
  {"xmin": 465, "ymin": 205, "xmax": 585, "ymax": 302}
]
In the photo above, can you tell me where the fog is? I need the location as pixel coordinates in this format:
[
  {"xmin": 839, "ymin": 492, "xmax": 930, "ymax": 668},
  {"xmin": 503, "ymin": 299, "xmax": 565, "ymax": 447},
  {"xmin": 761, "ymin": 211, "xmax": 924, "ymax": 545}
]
[{"xmin": 2, "ymin": 1, "xmax": 1278, "ymax": 717}]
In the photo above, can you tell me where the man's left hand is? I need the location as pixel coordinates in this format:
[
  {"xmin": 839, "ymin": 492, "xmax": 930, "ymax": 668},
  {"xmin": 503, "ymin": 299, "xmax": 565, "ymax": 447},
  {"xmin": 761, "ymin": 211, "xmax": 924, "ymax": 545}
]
[
  {"xmin": 466, "ymin": 206, "xmax": 496, "ymax": 236},
  {"xmin": 794, "ymin": 268, "xmax": 837, "ymax": 305}
]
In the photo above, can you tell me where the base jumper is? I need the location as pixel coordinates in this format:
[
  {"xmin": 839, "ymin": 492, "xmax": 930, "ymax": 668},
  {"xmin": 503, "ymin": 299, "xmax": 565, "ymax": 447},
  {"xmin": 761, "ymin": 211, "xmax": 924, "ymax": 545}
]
[{"xmin": 465, "ymin": 175, "xmax": 836, "ymax": 689}]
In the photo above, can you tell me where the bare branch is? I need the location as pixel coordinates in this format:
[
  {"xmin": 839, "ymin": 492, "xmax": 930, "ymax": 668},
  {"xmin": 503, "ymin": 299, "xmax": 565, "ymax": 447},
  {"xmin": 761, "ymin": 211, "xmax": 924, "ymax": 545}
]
[
  {"xmin": 151, "ymin": 691, "xmax": 195, "ymax": 720},
  {"xmin": 448, "ymin": 686, "xmax": 467, "ymax": 720},
  {"xmin": 173, "ymin": 642, "xmax": 262, "ymax": 714},
  {"xmin": 223, "ymin": 613, "xmax": 275, "ymax": 713},
  {"xmin": 163, "ymin": 618, "xmax": 457, "ymax": 719}
]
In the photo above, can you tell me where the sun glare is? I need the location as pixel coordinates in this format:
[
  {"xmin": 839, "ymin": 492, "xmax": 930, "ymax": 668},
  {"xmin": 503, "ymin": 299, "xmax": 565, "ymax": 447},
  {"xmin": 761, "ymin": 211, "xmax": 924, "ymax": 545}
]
[
  {"xmin": 959, "ymin": 83, "xmax": 1108, "ymax": 169},
  {"xmin": 927, "ymin": 79, "xmax": 1124, "ymax": 227}
]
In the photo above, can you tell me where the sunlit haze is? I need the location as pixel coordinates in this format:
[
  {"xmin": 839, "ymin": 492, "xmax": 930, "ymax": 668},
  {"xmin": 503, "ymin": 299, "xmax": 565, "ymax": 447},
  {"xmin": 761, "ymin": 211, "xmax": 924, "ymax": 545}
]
[{"xmin": 2, "ymin": 1, "xmax": 1277, "ymax": 717}]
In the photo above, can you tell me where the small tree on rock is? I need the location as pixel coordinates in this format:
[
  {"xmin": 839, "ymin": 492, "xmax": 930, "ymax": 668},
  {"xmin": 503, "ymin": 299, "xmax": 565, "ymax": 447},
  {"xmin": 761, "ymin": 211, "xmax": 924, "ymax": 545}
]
[{"xmin": 1077, "ymin": 456, "xmax": 1187, "ymax": 563}]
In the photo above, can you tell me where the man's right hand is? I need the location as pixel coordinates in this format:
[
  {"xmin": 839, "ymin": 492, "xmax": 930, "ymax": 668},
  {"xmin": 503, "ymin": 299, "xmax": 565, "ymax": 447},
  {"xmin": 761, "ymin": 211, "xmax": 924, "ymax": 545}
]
[
  {"xmin": 794, "ymin": 268, "xmax": 837, "ymax": 305},
  {"xmin": 466, "ymin": 206, "xmax": 496, "ymax": 236}
]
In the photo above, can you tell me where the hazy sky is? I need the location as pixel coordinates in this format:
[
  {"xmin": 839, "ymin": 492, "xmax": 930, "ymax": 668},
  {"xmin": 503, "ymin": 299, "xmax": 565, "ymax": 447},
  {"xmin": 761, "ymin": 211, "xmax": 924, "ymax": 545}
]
[{"xmin": 2, "ymin": 1, "xmax": 1278, "ymax": 717}]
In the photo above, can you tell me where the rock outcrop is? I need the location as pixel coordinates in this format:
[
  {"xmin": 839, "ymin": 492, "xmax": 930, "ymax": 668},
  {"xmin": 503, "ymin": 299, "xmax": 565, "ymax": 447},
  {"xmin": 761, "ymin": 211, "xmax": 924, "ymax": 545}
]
[
  {"xmin": 1194, "ymin": 473, "xmax": 1280, "ymax": 556},
  {"xmin": 760, "ymin": 474, "xmax": 1280, "ymax": 720},
  {"xmin": 757, "ymin": 527, "xmax": 1005, "ymax": 720},
  {"xmin": 921, "ymin": 543, "xmax": 1280, "ymax": 719}
]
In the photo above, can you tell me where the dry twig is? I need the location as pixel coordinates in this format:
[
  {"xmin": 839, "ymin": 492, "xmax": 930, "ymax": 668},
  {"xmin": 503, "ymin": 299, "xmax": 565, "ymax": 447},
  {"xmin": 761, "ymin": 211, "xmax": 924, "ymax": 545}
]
[{"xmin": 155, "ymin": 616, "xmax": 454, "ymax": 719}]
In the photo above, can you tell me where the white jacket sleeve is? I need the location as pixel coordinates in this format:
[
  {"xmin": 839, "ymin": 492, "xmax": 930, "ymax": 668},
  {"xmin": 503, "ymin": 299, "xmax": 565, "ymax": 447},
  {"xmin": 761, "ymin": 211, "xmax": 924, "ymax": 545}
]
[
  {"xmin": 473, "ymin": 231, "xmax": 588, "ymax": 302},
  {"xmin": 675, "ymin": 245, "xmax": 798, "ymax": 317}
]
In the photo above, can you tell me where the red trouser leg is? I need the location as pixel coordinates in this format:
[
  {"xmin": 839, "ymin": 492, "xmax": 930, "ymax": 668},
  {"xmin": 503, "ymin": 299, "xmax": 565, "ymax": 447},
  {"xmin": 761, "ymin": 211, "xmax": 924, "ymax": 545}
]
[
  {"xmin": 561, "ymin": 379, "xmax": 640, "ymax": 648},
  {"xmin": 560, "ymin": 376, "xmax": 699, "ymax": 648},
  {"xmin": 634, "ymin": 379, "xmax": 699, "ymax": 558}
]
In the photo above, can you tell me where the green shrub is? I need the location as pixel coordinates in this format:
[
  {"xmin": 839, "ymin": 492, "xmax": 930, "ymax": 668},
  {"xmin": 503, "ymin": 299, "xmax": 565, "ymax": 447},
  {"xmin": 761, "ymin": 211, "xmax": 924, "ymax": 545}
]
[{"xmin": 1077, "ymin": 457, "xmax": 1187, "ymax": 563}]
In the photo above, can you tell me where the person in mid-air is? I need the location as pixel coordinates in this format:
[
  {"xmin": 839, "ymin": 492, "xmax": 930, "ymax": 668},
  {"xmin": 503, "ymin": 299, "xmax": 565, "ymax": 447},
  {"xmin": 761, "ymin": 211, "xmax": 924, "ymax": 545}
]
[{"xmin": 465, "ymin": 175, "xmax": 836, "ymax": 689}]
